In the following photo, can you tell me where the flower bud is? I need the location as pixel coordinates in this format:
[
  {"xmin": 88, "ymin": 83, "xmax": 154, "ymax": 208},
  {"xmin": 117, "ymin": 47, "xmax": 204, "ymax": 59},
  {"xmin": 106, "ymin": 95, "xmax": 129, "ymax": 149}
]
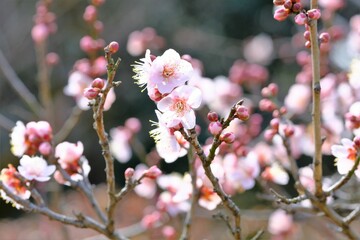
[
  {"xmin": 295, "ymin": 12, "xmax": 307, "ymax": 25},
  {"xmin": 46, "ymin": 52, "xmax": 59, "ymax": 66},
  {"xmin": 108, "ymin": 41, "xmax": 119, "ymax": 54},
  {"xmin": 273, "ymin": 0, "xmax": 285, "ymax": 6},
  {"xmin": 303, "ymin": 30, "xmax": 311, "ymax": 41},
  {"xmin": 84, "ymin": 87, "xmax": 100, "ymax": 100},
  {"xmin": 319, "ymin": 32, "xmax": 330, "ymax": 43},
  {"xmin": 220, "ymin": 132, "xmax": 235, "ymax": 144},
  {"xmin": 125, "ymin": 117, "xmax": 142, "ymax": 133},
  {"xmin": 91, "ymin": 78, "xmax": 105, "ymax": 89},
  {"xmin": 39, "ymin": 142, "xmax": 52, "ymax": 156},
  {"xmin": 259, "ymin": 99, "xmax": 277, "ymax": 112},
  {"xmin": 264, "ymin": 129, "xmax": 276, "ymax": 141},
  {"xmin": 292, "ymin": 2, "xmax": 302, "ymax": 12},
  {"xmin": 236, "ymin": 105, "xmax": 250, "ymax": 121},
  {"xmin": 83, "ymin": 5, "xmax": 97, "ymax": 23},
  {"xmin": 274, "ymin": 8, "xmax": 290, "ymax": 22},
  {"xmin": 143, "ymin": 166, "xmax": 162, "ymax": 179},
  {"xmin": 268, "ymin": 83, "xmax": 279, "ymax": 96},
  {"xmin": 31, "ymin": 24, "xmax": 49, "ymax": 44},
  {"xmin": 207, "ymin": 111, "xmax": 219, "ymax": 122},
  {"xmin": 307, "ymin": 9, "xmax": 321, "ymax": 20},
  {"xmin": 305, "ymin": 40, "xmax": 311, "ymax": 48},
  {"xmin": 283, "ymin": 0, "xmax": 292, "ymax": 9},
  {"xmin": 208, "ymin": 121, "xmax": 222, "ymax": 135},
  {"xmin": 124, "ymin": 167, "xmax": 134, "ymax": 180},
  {"xmin": 270, "ymin": 118, "xmax": 280, "ymax": 131}
]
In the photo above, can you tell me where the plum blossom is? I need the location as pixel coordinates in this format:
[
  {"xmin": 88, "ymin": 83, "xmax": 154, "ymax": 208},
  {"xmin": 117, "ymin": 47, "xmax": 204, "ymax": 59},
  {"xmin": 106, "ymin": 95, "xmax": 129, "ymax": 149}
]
[
  {"xmin": 331, "ymin": 138, "xmax": 360, "ymax": 178},
  {"xmin": 198, "ymin": 183, "xmax": 221, "ymax": 211},
  {"xmin": 54, "ymin": 141, "xmax": 90, "ymax": 184},
  {"xmin": 268, "ymin": 209, "xmax": 294, "ymax": 237},
  {"xmin": 0, "ymin": 165, "xmax": 31, "ymax": 209},
  {"xmin": 109, "ymin": 127, "xmax": 132, "ymax": 163},
  {"xmin": 261, "ymin": 163, "xmax": 289, "ymax": 185},
  {"xmin": 348, "ymin": 58, "xmax": 360, "ymax": 90},
  {"xmin": 18, "ymin": 155, "xmax": 55, "ymax": 182},
  {"xmin": 157, "ymin": 85, "xmax": 202, "ymax": 129},
  {"xmin": 133, "ymin": 164, "xmax": 157, "ymax": 199},
  {"xmin": 150, "ymin": 110, "xmax": 189, "ymax": 163},
  {"xmin": 149, "ymin": 49, "xmax": 193, "ymax": 94},
  {"xmin": 284, "ymin": 83, "xmax": 311, "ymax": 114},
  {"xmin": 10, "ymin": 121, "xmax": 52, "ymax": 157}
]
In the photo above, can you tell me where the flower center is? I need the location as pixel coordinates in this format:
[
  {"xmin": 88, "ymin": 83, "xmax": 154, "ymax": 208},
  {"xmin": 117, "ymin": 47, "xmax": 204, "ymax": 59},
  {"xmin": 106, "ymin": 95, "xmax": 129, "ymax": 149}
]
[
  {"xmin": 162, "ymin": 65, "xmax": 175, "ymax": 79},
  {"xmin": 347, "ymin": 148, "xmax": 357, "ymax": 161}
]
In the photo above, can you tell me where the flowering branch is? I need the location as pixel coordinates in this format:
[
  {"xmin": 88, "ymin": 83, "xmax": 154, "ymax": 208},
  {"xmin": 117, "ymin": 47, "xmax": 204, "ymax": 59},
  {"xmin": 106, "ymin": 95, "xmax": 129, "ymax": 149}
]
[{"xmin": 91, "ymin": 42, "xmax": 121, "ymax": 235}]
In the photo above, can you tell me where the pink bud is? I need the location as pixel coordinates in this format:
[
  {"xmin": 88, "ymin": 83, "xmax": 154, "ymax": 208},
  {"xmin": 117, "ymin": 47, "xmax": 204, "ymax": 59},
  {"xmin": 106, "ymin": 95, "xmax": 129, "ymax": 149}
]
[
  {"xmin": 236, "ymin": 105, "xmax": 250, "ymax": 121},
  {"xmin": 143, "ymin": 166, "xmax": 162, "ymax": 179},
  {"xmin": 259, "ymin": 99, "xmax": 277, "ymax": 112},
  {"xmin": 305, "ymin": 40, "xmax": 311, "ymax": 48},
  {"xmin": 31, "ymin": 24, "xmax": 49, "ymax": 44},
  {"xmin": 294, "ymin": 12, "xmax": 308, "ymax": 25},
  {"xmin": 319, "ymin": 32, "xmax": 330, "ymax": 43},
  {"xmin": 162, "ymin": 225, "xmax": 176, "ymax": 240},
  {"xmin": 124, "ymin": 168, "xmax": 134, "ymax": 180},
  {"xmin": 270, "ymin": 118, "xmax": 280, "ymax": 131},
  {"xmin": 39, "ymin": 142, "xmax": 52, "ymax": 156},
  {"xmin": 283, "ymin": 0, "xmax": 292, "ymax": 9},
  {"xmin": 283, "ymin": 125, "xmax": 295, "ymax": 137},
  {"xmin": 261, "ymin": 87, "xmax": 271, "ymax": 98},
  {"xmin": 125, "ymin": 117, "xmax": 142, "ymax": 133},
  {"xmin": 80, "ymin": 36, "xmax": 96, "ymax": 53},
  {"xmin": 274, "ymin": 8, "xmax": 289, "ymax": 21},
  {"xmin": 94, "ymin": 20, "xmax": 104, "ymax": 33},
  {"xmin": 208, "ymin": 121, "xmax": 223, "ymax": 135},
  {"xmin": 91, "ymin": 78, "xmax": 105, "ymax": 89},
  {"xmin": 264, "ymin": 129, "xmax": 276, "ymax": 141},
  {"xmin": 292, "ymin": 2, "xmax": 302, "ymax": 12},
  {"xmin": 108, "ymin": 41, "xmax": 119, "ymax": 54},
  {"xmin": 307, "ymin": 9, "xmax": 321, "ymax": 20},
  {"xmin": 268, "ymin": 83, "xmax": 279, "ymax": 96},
  {"xmin": 273, "ymin": 0, "xmax": 285, "ymax": 6},
  {"xmin": 92, "ymin": 0, "xmax": 105, "ymax": 7},
  {"xmin": 303, "ymin": 30, "xmax": 311, "ymax": 41},
  {"xmin": 207, "ymin": 111, "xmax": 219, "ymax": 122},
  {"xmin": 83, "ymin": 5, "xmax": 97, "ymax": 22},
  {"xmin": 84, "ymin": 87, "xmax": 100, "ymax": 100},
  {"xmin": 220, "ymin": 132, "xmax": 235, "ymax": 144},
  {"xmin": 46, "ymin": 52, "xmax": 59, "ymax": 66}
]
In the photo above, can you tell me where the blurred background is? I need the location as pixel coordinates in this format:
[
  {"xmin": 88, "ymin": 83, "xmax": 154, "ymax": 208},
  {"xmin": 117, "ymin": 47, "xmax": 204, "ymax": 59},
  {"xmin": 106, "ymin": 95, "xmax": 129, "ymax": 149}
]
[{"xmin": 0, "ymin": 0, "xmax": 360, "ymax": 239}]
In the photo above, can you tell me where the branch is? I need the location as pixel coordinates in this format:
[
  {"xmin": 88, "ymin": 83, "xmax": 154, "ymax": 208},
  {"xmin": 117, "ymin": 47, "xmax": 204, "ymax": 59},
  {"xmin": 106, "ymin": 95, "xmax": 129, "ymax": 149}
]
[
  {"xmin": 0, "ymin": 49, "xmax": 44, "ymax": 117},
  {"xmin": 92, "ymin": 50, "xmax": 121, "ymax": 235},
  {"xmin": 180, "ymin": 146, "xmax": 197, "ymax": 240},
  {"xmin": 309, "ymin": 0, "xmax": 324, "ymax": 201}
]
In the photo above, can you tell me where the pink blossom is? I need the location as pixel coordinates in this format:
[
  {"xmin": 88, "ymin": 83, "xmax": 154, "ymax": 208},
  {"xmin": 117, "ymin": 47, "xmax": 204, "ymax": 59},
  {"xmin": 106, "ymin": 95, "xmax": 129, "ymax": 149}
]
[
  {"xmin": 31, "ymin": 24, "xmax": 49, "ymax": 43},
  {"xmin": 274, "ymin": 7, "xmax": 289, "ymax": 22},
  {"xmin": 150, "ymin": 110, "xmax": 188, "ymax": 163},
  {"xmin": 294, "ymin": 12, "xmax": 308, "ymax": 25},
  {"xmin": 133, "ymin": 164, "xmax": 157, "ymax": 199},
  {"xmin": 17, "ymin": 156, "xmax": 55, "ymax": 182},
  {"xmin": 198, "ymin": 185, "xmax": 221, "ymax": 211},
  {"xmin": 157, "ymin": 191, "xmax": 190, "ymax": 216},
  {"xmin": 348, "ymin": 58, "xmax": 360, "ymax": 90},
  {"xmin": 109, "ymin": 127, "xmax": 132, "ymax": 163},
  {"xmin": 55, "ymin": 141, "xmax": 84, "ymax": 168},
  {"xmin": 268, "ymin": 209, "xmax": 294, "ymax": 236},
  {"xmin": 284, "ymin": 83, "xmax": 311, "ymax": 114},
  {"xmin": 331, "ymin": 138, "xmax": 360, "ymax": 177},
  {"xmin": 157, "ymin": 85, "xmax": 202, "ymax": 129},
  {"xmin": 157, "ymin": 173, "xmax": 192, "ymax": 203},
  {"xmin": 261, "ymin": 163, "xmax": 289, "ymax": 185},
  {"xmin": 319, "ymin": 0, "xmax": 345, "ymax": 11},
  {"xmin": 127, "ymin": 28, "xmax": 165, "ymax": 56},
  {"xmin": 0, "ymin": 165, "xmax": 31, "ymax": 209},
  {"xmin": 150, "ymin": 49, "xmax": 193, "ymax": 94}
]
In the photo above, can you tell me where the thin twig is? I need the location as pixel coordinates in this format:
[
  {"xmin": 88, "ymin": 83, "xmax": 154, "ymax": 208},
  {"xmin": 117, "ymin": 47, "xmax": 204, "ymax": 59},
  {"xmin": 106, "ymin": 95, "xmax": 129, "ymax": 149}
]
[
  {"xmin": 0, "ymin": 113, "xmax": 15, "ymax": 131},
  {"xmin": 270, "ymin": 189, "xmax": 307, "ymax": 204},
  {"xmin": 180, "ymin": 146, "xmax": 197, "ymax": 240},
  {"xmin": 0, "ymin": 49, "xmax": 44, "ymax": 117}
]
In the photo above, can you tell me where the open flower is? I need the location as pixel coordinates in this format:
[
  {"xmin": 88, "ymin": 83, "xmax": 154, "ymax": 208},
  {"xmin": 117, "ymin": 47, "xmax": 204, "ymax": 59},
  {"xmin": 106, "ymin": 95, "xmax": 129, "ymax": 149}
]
[
  {"xmin": 149, "ymin": 49, "xmax": 193, "ymax": 94},
  {"xmin": 150, "ymin": 110, "xmax": 189, "ymax": 163},
  {"xmin": 157, "ymin": 85, "xmax": 202, "ymax": 129},
  {"xmin": 331, "ymin": 138, "xmax": 360, "ymax": 177},
  {"xmin": 17, "ymin": 155, "xmax": 55, "ymax": 182},
  {"xmin": 0, "ymin": 165, "xmax": 31, "ymax": 209}
]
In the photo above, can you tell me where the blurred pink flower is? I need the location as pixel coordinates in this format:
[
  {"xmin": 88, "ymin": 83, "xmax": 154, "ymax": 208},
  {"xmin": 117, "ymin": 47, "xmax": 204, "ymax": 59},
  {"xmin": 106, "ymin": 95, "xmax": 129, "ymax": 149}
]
[
  {"xmin": 268, "ymin": 209, "xmax": 294, "ymax": 237},
  {"xmin": 134, "ymin": 164, "xmax": 157, "ymax": 199},
  {"xmin": 18, "ymin": 155, "xmax": 55, "ymax": 182},
  {"xmin": 127, "ymin": 27, "xmax": 165, "ymax": 56},
  {"xmin": 157, "ymin": 85, "xmax": 202, "ymax": 129},
  {"xmin": 0, "ymin": 165, "xmax": 31, "ymax": 209},
  {"xmin": 261, "ymin": 163, "xmax": 289, "ymax": 185},
  {"xmin": 55, "ymin": 141, "xmax": 84, "ymax": 167},
  {"xmin": 284, "ymin": 83, "xmax": 311, "ymax": 114},
  {"xmin": 109, "ymin": 127, "xmax": 132, "ymax": 163},
  {"xmin": 198, "ymin": 185, "xmax": 221, "ymax": 211}
]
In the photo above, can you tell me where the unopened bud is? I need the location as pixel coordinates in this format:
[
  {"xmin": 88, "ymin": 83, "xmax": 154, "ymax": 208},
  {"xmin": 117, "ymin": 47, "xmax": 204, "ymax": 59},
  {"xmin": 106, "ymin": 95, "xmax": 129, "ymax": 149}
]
[
  {"xmin": 207, "ymin": 111, "xmax": 219, "ymax": 122},
  {"xmin": 319, "ymin": 32, "xmax": 330, "ymax": 43},
  {"xmin": 236, "ymin": 105, "xmax": 250, "ymax": 121},
  {"xmin": 39, "ymin": 142, "xmax": 52, "ymax": 156},
  {"xmin": 295, "ymin": 12, "xmax": 307, "ymax": 25},
  {"xmin": 303, "ymin": 30, "xmax": 311, "ymax": 41},
  {"xmin": 220, "ymin": 132, "xmax": 235, "ymax": 144},
  {"xmin": 307, "ymin": 9, "xmax": 321, "ymax": 20},
  {"xmin": 84, "ymin": 87, "xmax": 100, "ymax": 100},
  {"xmin": 264, "ymin": 129, "xmax": 276, "ymax": 141},
  {"xmin": 125, "ymin": 117, "xmax": 142, "ymax": 133},
  {"xmin": 273, "ymin": 0, "xmax": 285, "ymax": 6},
  {"xmin": 108, "ymin": 41, "xmax": 119, "ymax": 54},
  {"xmin": 91, "ymin": 78, "xmax": 105, "ymax": 89},
  {"xmin": 270, "ymin": 118, "xmax": 280, "ymax": 131},
  {"xmin": 208, "ymin": 121, "xmax": 222, "ymax": 135},
  {"xmin": 143, "ymin": 166, "xmax": 162, "ymax": 179},
  {"xmin": 283, "ymin": 0, "xmax": 292, "ymax": 9},
  {"xmin": 292, "ymin": 2, "xmax": 302, "ymax": 12},
  {"xmin": 305, "ymin": 40, "xmax": 311, "ymax": 48},
  {"xmin": 274, "ymin": 8, "xmax": 290, "ymax": 22},
  {"xmin": 124, "ymin": 167, "xmax": 134, "ymax": 180},
  {"xmin": 268, "ymin": 83, "xmax": 279, "ymax": 96}
]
